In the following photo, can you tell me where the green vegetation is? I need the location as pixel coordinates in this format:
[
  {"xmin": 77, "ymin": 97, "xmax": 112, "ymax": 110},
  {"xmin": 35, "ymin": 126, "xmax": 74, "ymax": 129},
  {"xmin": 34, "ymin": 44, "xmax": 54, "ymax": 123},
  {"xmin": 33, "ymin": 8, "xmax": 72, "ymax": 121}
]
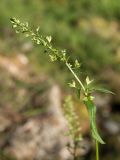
[
  {"xmin": 64, "ymin": 96, "xmax": 82, "ymax": 160},
  {"xmin": 10, "ymin": 17, "xmax": 114, "ymax": 160},
  {"xmin": 1, "ymin": 0, "xmax": 120, "ymax": 76},
  {"xmin": 0, "ymin": 0, "xmax": 120, "ymax": 159}
]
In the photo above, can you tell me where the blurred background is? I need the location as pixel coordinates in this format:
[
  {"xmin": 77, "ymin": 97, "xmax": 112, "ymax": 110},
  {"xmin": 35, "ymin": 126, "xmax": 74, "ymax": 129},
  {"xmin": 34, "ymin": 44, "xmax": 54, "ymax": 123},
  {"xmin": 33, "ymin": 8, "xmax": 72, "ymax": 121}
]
[{"xmin": 0, "ymin": 0, "xmax": 120, "ymax": 160}]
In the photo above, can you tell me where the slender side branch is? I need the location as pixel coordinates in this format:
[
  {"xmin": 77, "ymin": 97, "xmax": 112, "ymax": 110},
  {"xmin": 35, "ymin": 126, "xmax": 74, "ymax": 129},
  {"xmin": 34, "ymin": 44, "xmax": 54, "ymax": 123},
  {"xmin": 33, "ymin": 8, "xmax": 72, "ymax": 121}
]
[{"xmin": 66, "ymin": 62, "xmax": 85, "ymax": 91}]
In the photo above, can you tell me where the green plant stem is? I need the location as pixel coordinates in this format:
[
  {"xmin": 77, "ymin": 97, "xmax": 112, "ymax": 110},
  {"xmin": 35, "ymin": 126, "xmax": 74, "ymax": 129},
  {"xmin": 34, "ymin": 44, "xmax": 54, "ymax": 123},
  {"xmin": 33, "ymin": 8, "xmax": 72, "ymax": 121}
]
[
  {"xmin": 96, "ymin": 140, "xmax": 99, "ymax": 160},
  {"xmin": 66, "ymin": 62, "xmax": 85, "ymax": 91}
]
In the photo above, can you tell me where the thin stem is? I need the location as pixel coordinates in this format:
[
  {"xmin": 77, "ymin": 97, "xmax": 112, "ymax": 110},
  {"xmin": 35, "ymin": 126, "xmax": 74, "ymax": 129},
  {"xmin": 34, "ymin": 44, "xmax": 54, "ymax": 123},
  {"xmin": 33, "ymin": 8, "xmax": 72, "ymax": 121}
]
[
  {"xmin": 66, "ymin": 62, "xmax": 85, "ymax": 91},
  {"xmin": 73, "ymin": 142, "xmax": 76, "ymax": 160},
  {"xmin": 96, "ymin": 140, "xmax": 99, "ymax": 160}
]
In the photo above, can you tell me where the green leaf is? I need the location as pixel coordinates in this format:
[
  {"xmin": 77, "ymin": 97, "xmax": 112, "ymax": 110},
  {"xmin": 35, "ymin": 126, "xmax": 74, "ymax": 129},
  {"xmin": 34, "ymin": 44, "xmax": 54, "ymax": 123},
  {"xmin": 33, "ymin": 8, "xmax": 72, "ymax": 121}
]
[
  {"xmin": 93, "ymin": 87, "xmax": 115, "ymax": 95},
  {"xmin": 86, "ymin": 76, "xmax": 94, "ymax": 85},
  {"xmin": 68, "ymin": 80, "xmax": 76, "ymax": 88},
  {"xmin": 83, "ymin": 97, "xmax": 105, "ymax": 144},
  {"xmin": 46, "ymin": 36, "xmax": 52, "ymax": 43},
  {"xmin": 49, "ymin": 55, "xmax": 57, "ymax": 62},
  {"xmin": 61, "ymin": 52, "xmax": 66, "ymax": 62},
  {"xmin": 75, "ymin": 59, "xmax": 81, "ymax": 68},
  {"xmin": 36, "ymin": 27, "xmax": 40, "ymax": 32}
]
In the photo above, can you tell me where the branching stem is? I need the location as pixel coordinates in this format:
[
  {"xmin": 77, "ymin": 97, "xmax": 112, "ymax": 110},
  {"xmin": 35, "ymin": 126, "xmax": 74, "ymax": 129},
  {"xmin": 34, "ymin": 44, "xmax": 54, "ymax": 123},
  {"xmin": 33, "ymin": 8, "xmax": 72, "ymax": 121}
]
[{"xmin": 66, "ymin": 62, "xmax": 85, "ymax": 91}]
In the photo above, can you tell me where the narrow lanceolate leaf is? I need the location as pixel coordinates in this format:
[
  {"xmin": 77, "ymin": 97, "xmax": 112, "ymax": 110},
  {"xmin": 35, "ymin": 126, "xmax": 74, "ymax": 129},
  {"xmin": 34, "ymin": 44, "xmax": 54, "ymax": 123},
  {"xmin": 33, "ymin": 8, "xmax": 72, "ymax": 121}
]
[
  {"xmin": 93, "ymin": 87, "xmax": 115, "ymax": 95},
  {"xmin": 83, "ymin": 97, "xmax": 105, "ymax": 144}
]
